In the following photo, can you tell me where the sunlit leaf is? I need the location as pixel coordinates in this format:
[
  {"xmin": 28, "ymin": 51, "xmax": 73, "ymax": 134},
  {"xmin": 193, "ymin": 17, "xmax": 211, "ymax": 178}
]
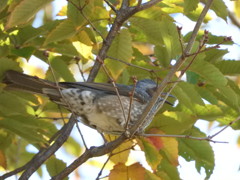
[
  {"xmin": 44, "ymin": 20, "xmax": 77, "ymax": 45},
  {"xmin": 105, "ymin": 135, "xmax": 132, "ymax": 164},
  {"xmin": 184, "ymin": 0, "xmax": 199, "ymax": 13},
  {"xmin": 6, "ymin": 0, "xmax": 53, "ymax": 29},
  {"xmin": 49, "ymin": 56, "xmax": 75, "ymax": 82},
  {"xmin": 105, "ymin": 29, "xmax": 133, "ymax": 79}
]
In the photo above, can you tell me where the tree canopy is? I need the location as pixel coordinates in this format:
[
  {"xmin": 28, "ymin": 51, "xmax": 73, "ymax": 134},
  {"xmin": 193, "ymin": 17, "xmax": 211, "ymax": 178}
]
[{"xmin": 0, "ymin": 0, "xmax": 240, "ymax": 179}]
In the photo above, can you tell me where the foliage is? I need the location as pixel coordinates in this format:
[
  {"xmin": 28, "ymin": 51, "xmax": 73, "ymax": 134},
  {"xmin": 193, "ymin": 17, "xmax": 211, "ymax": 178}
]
[{"xmin": 0, "ymin": 0, "xmax": 240, "ymax": 179}]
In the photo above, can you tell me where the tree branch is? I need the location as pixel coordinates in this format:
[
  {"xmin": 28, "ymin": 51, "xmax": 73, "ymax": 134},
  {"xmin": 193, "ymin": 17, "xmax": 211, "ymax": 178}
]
[
  {"xmin": 87, "ymin": 0, "xmax": 162, "ymax": 82},
  {"xmin": 51, "ymin": 135, "xmax": 127, "ymax": 179},
  {"xmin": 18, "ymin": 115, "xmax": 76, "ymax": 179}
]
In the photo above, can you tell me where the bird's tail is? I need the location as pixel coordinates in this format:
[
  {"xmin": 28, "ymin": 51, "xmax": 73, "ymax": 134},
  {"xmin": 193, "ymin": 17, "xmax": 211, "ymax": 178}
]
[{"xmin": 3, "ymin": 70, "xmax": 63, "ymax": 101}]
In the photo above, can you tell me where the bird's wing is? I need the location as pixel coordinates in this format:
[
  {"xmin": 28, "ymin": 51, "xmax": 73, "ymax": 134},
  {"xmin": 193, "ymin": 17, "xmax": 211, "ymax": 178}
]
[{"xmin": 60, "ymin": 82, "xmax": 146, "ymax": 103}]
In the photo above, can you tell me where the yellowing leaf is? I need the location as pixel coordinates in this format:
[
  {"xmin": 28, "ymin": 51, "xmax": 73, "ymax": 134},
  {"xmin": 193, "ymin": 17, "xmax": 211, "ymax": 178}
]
[
  {"xmin": 109, "ymin": 163, "xmax": 156, "ymax": 180},
  {"xmin": 138, "ymin": 137, "xmax": 162, "ymax": 170},
  {"xmin": 105, "ymin": 135, "xmax": 132, "ymax": 164},
  {"xmin": 72, "ymin": 41, "xmax": 93, "ymax": 60},
  {"xmin": 6, "ymin": 0, "xmax": 53, "ymax": 29},
  {"xmin": 147, "ymin": 128, "xmax": 179, "ymax": 166}
]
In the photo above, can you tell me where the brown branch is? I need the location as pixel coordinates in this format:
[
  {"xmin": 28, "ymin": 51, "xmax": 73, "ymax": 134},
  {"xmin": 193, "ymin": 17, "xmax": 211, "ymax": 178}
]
[
  {"xmin": 51, "ymin": 135, "xmax": 127, "ymax": 180},
  {"xmin": 18, "ymin": 115, "xmax": 75, "ymax": 179},
  {"xmin": 87, "ymin": 0, "xmax": 162, "ymax": 82}
]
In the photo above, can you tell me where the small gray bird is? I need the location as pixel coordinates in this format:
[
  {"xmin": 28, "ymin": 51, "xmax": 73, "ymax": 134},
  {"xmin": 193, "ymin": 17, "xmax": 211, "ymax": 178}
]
[{"xmin": 3, "ymin": 70, "xmax": 171, "ymax": 135}]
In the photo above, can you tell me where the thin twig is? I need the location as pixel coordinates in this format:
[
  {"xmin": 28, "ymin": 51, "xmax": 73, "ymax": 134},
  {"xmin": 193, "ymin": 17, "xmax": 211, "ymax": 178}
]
[
  {"xmin": 142, "ymin": 134, "xmax": 228, "ymax": 143},
  {"xmin": 104, "ymin": 0, "xmax": 117, "ymax": 13},
  {"xmin": 209, "ymin": 116, "xmax": 240, "ymax": 139},
  {"xmin": 106, "ymin": 55, "xmax": 156, "ymax": 72},
  {"xmin": 96, "ymin": 57, "xmax": 128, "ymax": 123},
  {"xmin": 125, "ymin": 77, "xmax": 137, "ymax": 132},
  {"xmin": 75, "ymin": 57, "xmax": 86, "ymax": 82},
  {"xmin": 75, "ymin": 122, "xmax": 88, "ymax": 149},
  {"xmin": 96, "ymin": 153, "xmax": 112, "ymax": 180}
]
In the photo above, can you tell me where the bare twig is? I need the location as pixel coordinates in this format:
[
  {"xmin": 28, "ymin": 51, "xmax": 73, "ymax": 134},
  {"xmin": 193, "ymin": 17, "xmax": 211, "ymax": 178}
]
[
  {"xmin": 142, "ymin": 134, "xmax": 228, "ymax": 143},
  {"xmin": 96, "ymin": 153, "xmax": 112, "ymax": 180},
  {"xmin": 125, "ymin": 77, "xmax": 137, "ymax": 131},
  {"xmin": 96, "ymin": 57, "xmax": 127, "ymax": 123},
  {"xmin": 209, "ymin": 116, "xmax": 240, "ymax": 139},
  {"xmin": 75, "ymin": 57, "xmax": 86, "ymax": 82},
  {"xmin": 106, "ymin": 55, "xmax": 156, "ymax": 73}
]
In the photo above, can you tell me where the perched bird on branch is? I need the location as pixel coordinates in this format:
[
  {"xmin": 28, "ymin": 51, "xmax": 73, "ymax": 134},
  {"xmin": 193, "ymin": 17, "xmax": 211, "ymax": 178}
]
[{"xmin": 3, "ymin": 70, "xmax": 172, "ymax": 135}]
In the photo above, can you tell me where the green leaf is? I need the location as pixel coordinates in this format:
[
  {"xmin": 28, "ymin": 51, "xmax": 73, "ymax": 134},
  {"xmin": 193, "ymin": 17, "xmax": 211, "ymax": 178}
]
[
  {"xmin": 63, "ymin": 137, "xmax": 82, "ymax": 157},
  {"xmin": 184, "ymin": 0, "xmax": 199, "ymax": 13},
  {"xmin": 49, "ymin": 56, "xmax": 75, "ymax": 82},
  {"xmin": 196, "ymin": 86, "xmax": 218, "ymax": 105},
  {"xmin": 149, "ymin": 111, "xmax": 197, "ymax": 134},
  {"xmin": 178, "ymin": 82, "xmax": 205, "ymax": 106},
  {"xmin": 215, "ymin": 60, "xmax": 240, "ymax": 75},
  {"xmin": 6, "ymin": 0, "xmax": 53, "ymax": 29},
  {"xmin": 0, "ymin": 0, "xmax": 8, "ymax": 13},
  {"xmin": 0, "ymin": 58, "xmax": 21, "ymax": 79},
  {"xmin": 11, "ymin": 46, "xmax": 35, "ymax": 59},
  {"xmin": 211, "ymin": 0, "xmax": 228, "ymax": 21},
  {"xmin": 106, "ymin": 29, "xmax": 133, "ymax": 79},
  {"xmin": 179, "ymin": 127, "xmax": 214, "ymax": 179},
  {"xmin": 0, "ymin": 92, "xmax": 28, "ymax": 116},
  {"xmin": 44, "ymin": 20, "xmax": 77, "ymax": 45},
  {"xmin": 208, "ymin": 85, "xmax": 240, "ymax": 111},
  {"xmin": 46, "ymin": 156, "xmax": 67, "ymax": 179},
  {"xmin": 186, "ymin": 71, "xmax": 200, "ymax": 84},
  {"xmin": 0, "ymin": 131, "xmax": 15, "ymax": 150},
  {"xmin": 189, "ymin": 60, "xmax": 227, "ymax": 87},
  {"xmin": 0, "ymin": 115, "xmax": 48, "ymax": 143},
  {"xmin": 156, "ymin": 159, "xmax": 180, "ymax": 180}
]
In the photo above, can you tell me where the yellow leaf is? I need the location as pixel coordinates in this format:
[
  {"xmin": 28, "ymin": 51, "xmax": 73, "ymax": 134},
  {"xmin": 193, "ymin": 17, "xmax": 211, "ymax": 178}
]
[{"xmin": 105, "ymin": 135, "xmax": 132, "ymax": 164}]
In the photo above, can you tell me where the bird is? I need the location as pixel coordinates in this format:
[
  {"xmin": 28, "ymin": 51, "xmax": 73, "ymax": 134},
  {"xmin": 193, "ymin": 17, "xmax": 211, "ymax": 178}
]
[{"xmin": 3, "ymin": 70, "xmax": 172, "ymax": 135}]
